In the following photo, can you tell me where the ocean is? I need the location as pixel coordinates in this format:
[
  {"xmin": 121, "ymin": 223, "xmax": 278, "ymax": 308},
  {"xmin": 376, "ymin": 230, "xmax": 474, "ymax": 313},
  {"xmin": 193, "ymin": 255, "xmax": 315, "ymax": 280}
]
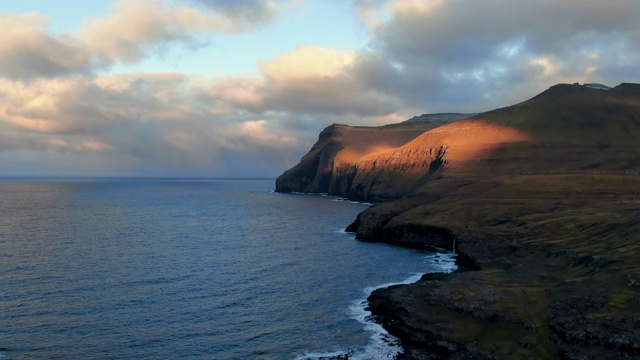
[{"xmin": 0, "ymin": 178, "xmax": 455, "ymax": 359}]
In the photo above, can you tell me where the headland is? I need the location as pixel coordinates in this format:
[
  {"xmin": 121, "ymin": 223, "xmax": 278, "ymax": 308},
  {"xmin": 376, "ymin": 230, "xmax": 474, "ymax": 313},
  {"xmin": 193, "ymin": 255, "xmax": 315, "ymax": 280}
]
[{"xmin": 277, "ymin": 83, "xmax": 640, "ymax": 359}]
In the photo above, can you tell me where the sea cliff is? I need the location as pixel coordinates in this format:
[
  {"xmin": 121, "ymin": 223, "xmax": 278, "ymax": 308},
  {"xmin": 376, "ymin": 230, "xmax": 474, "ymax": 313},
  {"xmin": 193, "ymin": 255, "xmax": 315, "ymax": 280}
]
[
  {"xmin": 276, "ymin": 83, "xmax": 640, "ymax": 359},
  {"xmin": 275, "ymin": 114, "xmax": 472, "ymax": 202}
]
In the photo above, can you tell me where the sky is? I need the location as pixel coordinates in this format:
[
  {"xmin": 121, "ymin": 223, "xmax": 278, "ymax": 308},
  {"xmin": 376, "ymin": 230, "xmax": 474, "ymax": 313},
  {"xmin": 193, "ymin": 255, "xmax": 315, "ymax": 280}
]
[{"xmin": 0, "ymin": 0, "xmax": 639, "ymax": 178}]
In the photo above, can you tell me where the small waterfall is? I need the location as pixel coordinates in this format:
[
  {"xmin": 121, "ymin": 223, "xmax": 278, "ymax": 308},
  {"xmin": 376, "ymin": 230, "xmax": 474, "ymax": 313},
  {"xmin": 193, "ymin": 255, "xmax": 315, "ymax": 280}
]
[{"xmin": 452, "ymin": 237, "xmax": 456, "ymax": 254}]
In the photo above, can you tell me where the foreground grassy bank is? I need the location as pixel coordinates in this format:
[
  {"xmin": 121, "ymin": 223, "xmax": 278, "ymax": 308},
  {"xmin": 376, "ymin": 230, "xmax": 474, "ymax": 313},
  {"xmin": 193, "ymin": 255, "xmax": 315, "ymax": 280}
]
[{"xmin": 365, "ymin": 173, "xmax": 640, "ymax": 359}]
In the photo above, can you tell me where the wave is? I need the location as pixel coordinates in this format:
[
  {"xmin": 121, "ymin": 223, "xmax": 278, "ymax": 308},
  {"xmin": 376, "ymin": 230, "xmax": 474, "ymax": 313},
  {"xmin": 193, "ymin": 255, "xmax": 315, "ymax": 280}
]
[
  {"xmin": 298, "ymin": 252, "xmax": 457, "ymax": 360},
  {"xmin": 294, "ymin": 350, "xmax": 349, "ymax": 360},
  {"xmin": 348, "ymin": 253, "xmax": 457, "ymax": 359},
  {"xmin": 291, "ymin": 191, "xmax": 330, "ymax": 196},
  {"xmin": 280, "ymin": 191, "xmax": 373, "ymax": 206},
  {"xmin": 328, "ymin": 196, "xmax": 373, "ymax": 206}
]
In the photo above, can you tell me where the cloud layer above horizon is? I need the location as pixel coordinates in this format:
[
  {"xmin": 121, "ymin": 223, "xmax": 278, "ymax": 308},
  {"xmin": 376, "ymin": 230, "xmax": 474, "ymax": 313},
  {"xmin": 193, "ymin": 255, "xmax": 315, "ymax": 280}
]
[{"xmin": 1, "ymin": 0, "xmax": 639, "ymax": 177}]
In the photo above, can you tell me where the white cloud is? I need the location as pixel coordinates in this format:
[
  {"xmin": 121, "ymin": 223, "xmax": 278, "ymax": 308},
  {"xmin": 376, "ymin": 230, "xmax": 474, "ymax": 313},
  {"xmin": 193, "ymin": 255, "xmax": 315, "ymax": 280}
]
[
  {"xmin": 0, "ymin": 13, "xmax": 94, "ymax": 79},
  {"xmin": 81, "ymin": 0, "xmax": 271, "ymax": 64},
  {"xmin": 0, "ymin": 0, "xmax": 289, "ymax": 79}
]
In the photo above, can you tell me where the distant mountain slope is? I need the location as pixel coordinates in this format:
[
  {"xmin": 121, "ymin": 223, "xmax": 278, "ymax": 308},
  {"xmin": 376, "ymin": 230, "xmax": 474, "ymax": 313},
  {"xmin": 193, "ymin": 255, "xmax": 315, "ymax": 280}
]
[
  {"xmin": 466, "ymin": 82, "xmax": 640, "ymax": 174},
  {"xmin": 401, "ymin": 113, "xmax": 476, "ymax": 125}
]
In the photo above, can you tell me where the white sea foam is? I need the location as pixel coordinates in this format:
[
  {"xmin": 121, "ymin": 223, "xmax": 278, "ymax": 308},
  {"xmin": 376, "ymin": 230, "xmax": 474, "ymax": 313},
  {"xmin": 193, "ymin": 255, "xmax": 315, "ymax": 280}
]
[
  {"xmin": 286, "ymin": 191, "xmax": 373, "ymax": 207},
  {"xmin": 294, "ymin": 350, "xmax": 348, "ymax": 360},
  {"xmin": 423, "ymin": 252, "xmax": 458, "ymax": 274},
  {"xmin": 293, "ymin": 272, "xmax": 427, "ymax": 360},
  {"xmin": 297, "ymin": 251, "xmax": 458, "ymax": 360},
  {"xmin": 330, "ymin": 197, "xmax": 373, "ymax": 206},
  {"xmin": 346, "ymin": 253, "xmax": 458, "ymax": 360},
  {"xmin": 291, "ymin": 191, "xmax": 330, "ymax": 196}
]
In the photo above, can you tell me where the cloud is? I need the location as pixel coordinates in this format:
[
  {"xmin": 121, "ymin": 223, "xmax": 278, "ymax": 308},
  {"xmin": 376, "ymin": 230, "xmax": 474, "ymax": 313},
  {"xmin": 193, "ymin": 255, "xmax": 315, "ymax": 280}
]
[
  {"xmin": 0, "ymin": 1, "xmax": 314, "ymax": 177},
  {"xmin": 260, "ymin": 45, "xmax": 399, "ymax": 116},
  {"xmin": 208, "ymin": 0, "xmax": 640, "ymax": 119},
  {"xmin": 0, "ymin": 70, "xmax": 316, "ymax": 177},
  {"xmin": 181, "ymin": 0, "xmax": 288, "ymax": 23},
  {"xmin": 209, "ymin": 45, "xmax": 403, "ymax": 117},
  {"xmin": 0, "ymin": 13, "xmax": 94, "ymax": 79},
  {"xmin": 0, "ymin": 74, "xmax": 201, "ymax": 134},
  {"xmin": 81, "ymin": 0, "xmax": 277, "ymax": 64},
  {"xmin": 0, "ymin": 0, "xmax": 288, "ymax": 79},
  {"xmin": 348, "ymin": 0, "xmax": 640, "ymax": 112}
]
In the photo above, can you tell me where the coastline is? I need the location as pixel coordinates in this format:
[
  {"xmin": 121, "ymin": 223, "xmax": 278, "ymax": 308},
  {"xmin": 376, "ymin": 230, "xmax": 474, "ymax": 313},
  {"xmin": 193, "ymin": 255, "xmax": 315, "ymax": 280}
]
[
  {"xmin": 279, "ymin": 181, "xmax": 640, "ymax": 358},
  {"xmin": 296, "ymin": 250, "xmax": 458, "ymax": 360},
  {"xmin": 352, "ymin": 188, "xmax": 640, "ymax": 359},
  {"xmin": 352, "ymin": 254, "xmax": 457, "ymax": 360},
  {"xmin": 284, "ymin": 176, "xmax": 640, "ymax": 358},
  {"xmin": 290, "ymin": 194, "xmax": 458, "ymax": 360},
  {"xmin": 278, "ymin": 175, "xmax": 640, "ymax": 358},
  {"xmin": 276, "ymin": 84, "xmax": 640, "ymax": 358}
]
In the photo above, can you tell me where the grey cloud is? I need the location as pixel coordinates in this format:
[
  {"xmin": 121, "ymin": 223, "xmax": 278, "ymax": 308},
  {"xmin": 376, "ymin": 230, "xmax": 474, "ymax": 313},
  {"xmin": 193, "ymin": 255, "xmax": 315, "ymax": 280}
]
[
  {"xmin": 0, "ymin": 71, "xmax": 317, "ymax": 177},
  {"xmin": 101, "ymin": 114, "xmax": 308, "ymax": 177},
  {"xmin": 181, "ymin": 0, "xmax": 280, "ymax": 23},
  {"xmin": 377, "ymin": 0, "xmax": 640, "ymax": 61},
  {"xmin": 347, "ymin": 0, "xmax": 640, "ymax": 112},
  {"xmin": 261, "ymin": 79, "xmax": 401, "ymax": 117},
  {"xmin": 0, "ymin": 14, "xmax": 96, "ymax": 79},
  {"xmin": 210, "ymin": 45, "xmax": 404, "ymax": 118},
  {"xmin": 0, "ymin": 0, "xmax": 289, "ymax": 79}
]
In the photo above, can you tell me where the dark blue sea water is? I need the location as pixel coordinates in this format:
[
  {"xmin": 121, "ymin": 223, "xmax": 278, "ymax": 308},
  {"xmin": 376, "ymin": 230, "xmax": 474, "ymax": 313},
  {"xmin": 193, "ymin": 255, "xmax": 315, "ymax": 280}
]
[{"xmin": 0, "ymin": 178, "xmax": 455, "ymax": 359}]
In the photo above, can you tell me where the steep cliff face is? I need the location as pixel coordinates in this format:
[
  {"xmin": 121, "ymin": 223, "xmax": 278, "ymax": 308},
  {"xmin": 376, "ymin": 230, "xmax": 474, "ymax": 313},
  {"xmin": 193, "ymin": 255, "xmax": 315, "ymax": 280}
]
[
  {"xmin": 275, "ymin": 121, "xmax": 450, "ymax": 196},
  {"xmin": 276, "ymin": 119, "xmax": 531, "ymax": 202},
  {"xmin": 349, "ymin": 82, "xmax": 640, "ymax": 238},
  {"xmin": 275, "ymin": 124, "xmax": 345, "ymax": 194}
]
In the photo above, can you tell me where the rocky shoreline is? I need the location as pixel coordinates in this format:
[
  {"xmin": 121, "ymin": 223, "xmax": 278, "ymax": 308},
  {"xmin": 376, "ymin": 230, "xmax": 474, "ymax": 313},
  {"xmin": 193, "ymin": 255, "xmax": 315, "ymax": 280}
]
[{"xmin": 353, "ymin": 193, "xmax": 640, "ymax": 359}]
